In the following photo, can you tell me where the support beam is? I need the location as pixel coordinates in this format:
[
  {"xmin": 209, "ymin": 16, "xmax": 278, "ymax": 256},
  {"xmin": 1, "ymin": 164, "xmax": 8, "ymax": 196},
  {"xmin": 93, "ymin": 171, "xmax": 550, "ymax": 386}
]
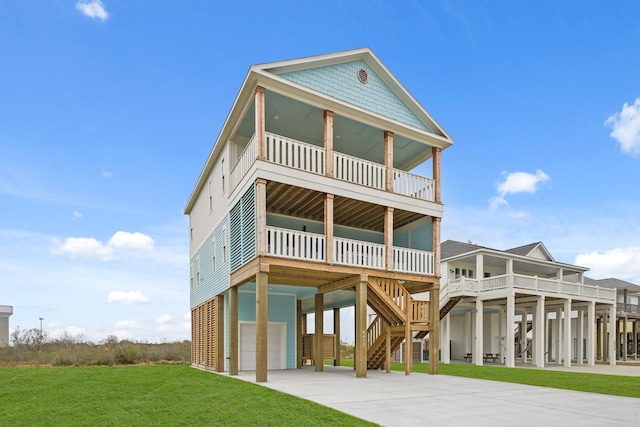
[
  {"xmin": 255, "ymin": 86, "xmax": 266, "ymax": 160},
  {"xmin": 520, "ymin": 307, "xmax": 528, "ymax": 364},
  {"xmin": 609, "ymin": 305, "xmax": 616, "ymax": 365},
  {"xmin": 623, "ymin": 315, "xmax": 628, "ymax": 361},
  {"xmin": 324, "ymin": 110, "xmax": 334, "ymax": 177},
  {"xmin": 577, "ymin": 309, "xmax": 584, "ymax": 365},
  {"xmin": 405, "ymin": 299, "xmax": 412, "ymax": 375},
  {"xmin": 256, "ymin": 178, "xmax": 267, "ymax": 256},
  {"xmin": 429, "ymin": 287, "xmax": 440, "ymax": 374},
  {"xmin": 385, "ymin": 325, "xmax": 391, "ymax": 373},
  {"xmin": 587, "ymin": 302, "xmax": 595, "ymax": 366},
  {"xmin": 535, "ymin": 296, "xmax": 544, "ymax": 368},
  {"xmin": 333, "ymin": 308, "xmax": 341, "ymax": 366},
  {"xmin": 317, "ymin": 274, "xmax": 365, "ymax": 294},
  {"xmin": 384, "ymin": 131, "xmax": 393, "ymax": 192},
  {"xmin": 505, "ymin": 294, "xmax": 515, "ymax": 367},
  {"xmin": 324, "ymin": 193, "xmax": 334, "ymax": 265},
  {"xmin": 229, "ymin": 286, "xmax": 238, "ymax": 375},
  {"xmin": 355, "ymin": 281, "xmax": 367, "ymax": 378},
  {"xmin": 596, "ymin": 316, "xmax": 602, "ymax": 361},
  {"xmin": 432, "ymin": 147, "xmax": 441, "ymax": 203},
  {"xmin": 442, "ymin": 313, "xmax": 451, "ymax": 363},
  {"xmin": 314, "ymin": 293, "xmax": 324, "ymax": 372},
  {"xmin": 296, "ymin": 300, "xmax": 303, "ymax": 368},
  {"xmin": 555, "ymin": 307, "xmax": 562, "ymax": 365},
  {"xmin": 384, "ymin": 207, "xmax": 394, "ymax": 271},
  {"xmin": 474, "ymin": 298, "xmax": 483, "ymax": 366},
  {"xmin": 432, "ymin": 217, "xmax": 441, "ymax": 278},
  {"xmin": 256, "ymin": 272, "xmax": 268, "ymax": 382}
]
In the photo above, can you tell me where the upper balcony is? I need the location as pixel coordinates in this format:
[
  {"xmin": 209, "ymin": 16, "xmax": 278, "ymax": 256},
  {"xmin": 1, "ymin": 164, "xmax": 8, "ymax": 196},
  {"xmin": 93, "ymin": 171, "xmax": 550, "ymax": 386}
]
[
  {"xmin": 231, "ymin": 131, "xmax": 435, "ymax": 202},
  {"xmin": 441, "ymin": 274, "xmax": 617, "ymax": 304}
]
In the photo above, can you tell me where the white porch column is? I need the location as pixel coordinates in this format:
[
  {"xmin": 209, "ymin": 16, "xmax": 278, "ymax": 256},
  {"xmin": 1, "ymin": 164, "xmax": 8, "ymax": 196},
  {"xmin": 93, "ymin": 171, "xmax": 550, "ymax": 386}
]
[
  {"xmin": 475, "ymin": 254, "xmax": 484, "ymax": 281},
  {"xmin": 587, "ymin": 301, "xmax": 595, "ymax": 366},
  {"xmin": 505, "ymin": 294, "xmax": 515, "ymax": 367},
  {"xmin": 474, "ymin": 298, "xmax": 484, "ymax": 366},
  {"xmin": 609, "ymin": 305, "xmax": 617, "ymax": 366},
  {"xmin": 577, "ymin": 308, "xmax": 584, "ymax": 365},
  {"xmin": 465, "ymin": 311, "xmax": 472, "ymax": 356},
  {"xmin": 520, "ymin": 307, "xmax": 528, "ymax": 364},
  {"xmin": 535, "ymin": 296, "xmax": 545, "ymax": 368},
  {"xmin": 563, "ymin": 299, "xmax": 571, "ymax": 367},
  {"xmin": 442, "ymin": 313, "xmax": 451, "ymax": 363},
  {"xmin": 555, "ymin": 308, "xmax": 562, "ymax": 365}
]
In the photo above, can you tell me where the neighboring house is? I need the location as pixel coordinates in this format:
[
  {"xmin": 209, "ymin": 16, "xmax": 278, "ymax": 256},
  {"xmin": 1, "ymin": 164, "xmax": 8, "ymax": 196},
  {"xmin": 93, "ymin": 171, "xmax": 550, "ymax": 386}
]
[
  {"xmin": 584, "ymin": 277, "xmax": 640, "ymax": 361},
  {"xmin": 0, "ymin": 305, "xmax": 13, "ymax": 346},
  {"xmin": 435, "ymin": 240, "xmax": 618, "ymax": 368},
  {"xmin": 184, "ymin": 48, "xmax": 454, "ymax": 382}
]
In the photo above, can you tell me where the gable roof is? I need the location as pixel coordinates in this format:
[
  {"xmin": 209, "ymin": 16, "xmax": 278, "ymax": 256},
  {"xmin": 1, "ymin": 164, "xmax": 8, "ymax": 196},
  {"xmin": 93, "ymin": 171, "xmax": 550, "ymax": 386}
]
[
  {"xmin": 505, "ymin": 242, "xmax": 555, "ymax": 262},
  {"xmin": 589, "ymin": 278, "xmax": 640, "ymax": 293}
]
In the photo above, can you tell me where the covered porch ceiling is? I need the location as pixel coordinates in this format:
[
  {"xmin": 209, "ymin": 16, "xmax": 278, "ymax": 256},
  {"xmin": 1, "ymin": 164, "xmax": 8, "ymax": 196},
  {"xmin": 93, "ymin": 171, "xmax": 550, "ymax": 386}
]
[
  {"xmin": 237, "ymin": 91, "xmax": 434, "ymax": 171},
  {"xmin": 450, "ymin": 252, "xmax": 585, "ymax": 279},
  {"xmin": 267, "ymin": 181, "xmax": 425, "ymax": 232}
]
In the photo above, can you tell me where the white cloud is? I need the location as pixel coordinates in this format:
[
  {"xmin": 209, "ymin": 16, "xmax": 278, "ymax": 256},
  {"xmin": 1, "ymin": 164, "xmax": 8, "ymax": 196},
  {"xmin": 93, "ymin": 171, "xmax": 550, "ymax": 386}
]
[
  {"xmin": 107, "ymin": 291, "xmax": 149, "ymax": 304},
  {"xmin": 575, "ymin": 247, "xmax": 640, "ymax": 282},
  {"xmin": 76, "ymin": 0, "xmax": 109, "ymax": 21},
  {"xmin": 102, "ymin": 169, "xmax": 113, "ymax": 178},
  {"xmin": 52, "ymin": 231, "xmax": 155, "ymax": 260},
  {"xmin": 490, "ymin": 169, "xmax": 550, "ymax": 210},
  {"xmin": 72, "ymin": 211, "xmax": 83, "ymax": 220},
  {"xmin": 114, "ymin": 320, "xmax": 143, "ymax": 329},
  {"xmin": 53, "ymin": 236, "xmax": 115, "ymax": 260},
  {"xmin": 155, "ymin": 314, "xmax": 172, "ymax": 324},
  {"xmin": 605, "ymin": 98, "xmax": 640, "ymax": 157},
  {"xmin": 108, "ymin": 231, "xmax": 155, "ymax": 251}
]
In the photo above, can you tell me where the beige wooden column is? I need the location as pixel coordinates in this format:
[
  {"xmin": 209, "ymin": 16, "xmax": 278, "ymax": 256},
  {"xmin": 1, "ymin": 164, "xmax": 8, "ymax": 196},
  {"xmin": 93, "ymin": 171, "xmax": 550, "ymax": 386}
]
[
  {"xmin": 505, "ymin": 294, "xmax": 515, "ymax": 367},
  {"xmin": 315, "ymin": 293, "xmax": 324, "ymax": 372},
  {"xmin": 623, "ymin": 315, "xmax": 628, "ymax": 361},
  {"xmin": 609, "ymin": 305, "xmax": 617, "ymax": 365},
  {"xmin": 474, "ymin": 298, "xmax": 484, "ymax": 366},
  {"xmin": 596, "ymin": 315, "xmax": 602, "ymax": 360},
  {"xmin": 405, "ymin": 298, "xmax": 412, "ymax": 375},
  {"xmin": 385, "ymin": 324, "xmax": 391, "ymax": 373},
  {"xmin": 432, "ymin": 147, "xmax": 441, "ymax": 203},
  {"xmin": 587, "ymin": 301, "xmax": 595, "ymax": 366},
  {"xmin": 432, "ymin": 217, "xmax": 441, "ymax": 278},
  {"xmin": 256, "ymin": 271, "xmax": 268, "ymax": 382},
  {"xmin": 563, "ymin": 299, "xmax": 571, "ymax": 367},
  {"xmin": 255, "ymin": 86, "xmax": 266, "ymax": 161},
  {"xmin": 229, "ymin": 286, "xmax": 239, "ymax": 375},
  {"xmin": 535, "ymin": 295, "xmax": 545, "ymax": 368},
  {"xmin": 429, "ymin": 288, "xmax": 440, "ymax": 374},
  {"xmin": 215, "ymin": 295, "xmax": 225, "ymax": 372},
  {"xmin": 384, "ymin": 207, "xmax": 394, "ymax": 271},
  {"xmin": 324, "ymin": 110, "xmax": 334, "ymax": 177},
  {"xmin": 297, "ymin": 300, "xmax": 303, "ymax": 368},
  {"xmin": 324, "ymin": 194, "xmax": 334, "ymax": 265},
  {"xmin": 355, "ymin": 280, "xmax": 367, "ymax": 378},
  {"xmin": 333, "ymin": 308, "xmax": 341, "ymax": 366},
  {"xmin": 384, "ymin": 131, "xmax": 393, "ymax": 192},
  {"xmin": 256, "ymin": 178, "xmax": 267, "ymax": 256}
]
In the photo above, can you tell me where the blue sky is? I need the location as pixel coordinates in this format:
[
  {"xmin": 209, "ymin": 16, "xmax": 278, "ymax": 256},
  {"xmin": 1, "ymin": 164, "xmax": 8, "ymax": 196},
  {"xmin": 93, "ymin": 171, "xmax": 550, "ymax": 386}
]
[{"xmin": 2, "ymin": 1, "xmax": 640, "ymax": 344}]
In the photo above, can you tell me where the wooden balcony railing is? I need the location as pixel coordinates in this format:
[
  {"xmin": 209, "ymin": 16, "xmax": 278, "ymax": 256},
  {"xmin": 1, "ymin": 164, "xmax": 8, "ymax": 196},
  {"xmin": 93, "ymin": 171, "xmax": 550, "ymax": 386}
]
[
  {"xmin": 333, "ymin": 237, "xmax": 386, "ymax": 270},
  {"xmin": 230, "ymin": 131, "xmax": 436, "ymax": 201}
]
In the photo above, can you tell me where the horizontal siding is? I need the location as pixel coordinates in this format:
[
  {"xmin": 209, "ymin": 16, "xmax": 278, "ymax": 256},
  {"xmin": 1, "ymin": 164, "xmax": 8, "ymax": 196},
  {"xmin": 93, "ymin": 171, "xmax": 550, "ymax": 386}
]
[{"xmin": 190, "ymin": 217, "xmax": 230, "ymax": 308}]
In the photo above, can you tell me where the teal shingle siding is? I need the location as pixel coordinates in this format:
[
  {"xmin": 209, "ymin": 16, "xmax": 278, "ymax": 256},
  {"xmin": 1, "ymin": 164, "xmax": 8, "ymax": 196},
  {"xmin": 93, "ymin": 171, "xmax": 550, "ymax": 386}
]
[
  {"xmin": 410, "ymin": 221, "xmax": 433, "ymax": 251},
  {"xmin": 190, "ymin": 218, "xmax": 231, "ymax": 308},
  {"xmin": 279, "ymin": 60, "xmax": 429, "ymax": 132}
]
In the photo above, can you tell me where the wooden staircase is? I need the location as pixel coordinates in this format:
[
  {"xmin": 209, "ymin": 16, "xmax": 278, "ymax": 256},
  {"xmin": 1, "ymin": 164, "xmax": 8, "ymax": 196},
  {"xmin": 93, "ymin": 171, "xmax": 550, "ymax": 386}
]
[
  {"xmin": 414, "ymin": 289, "xmax": 462, "ymax": 340},
  {"xmin": 365, "ymin": 278, "xmax": 431, "ymax": 369}
]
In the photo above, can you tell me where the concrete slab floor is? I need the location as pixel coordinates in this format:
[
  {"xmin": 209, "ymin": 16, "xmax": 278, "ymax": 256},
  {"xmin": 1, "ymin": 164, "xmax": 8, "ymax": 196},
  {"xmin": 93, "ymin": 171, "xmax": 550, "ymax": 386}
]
[{"xmin": 224, "ymin": 366, "xmax": 640, "ymax": 427}]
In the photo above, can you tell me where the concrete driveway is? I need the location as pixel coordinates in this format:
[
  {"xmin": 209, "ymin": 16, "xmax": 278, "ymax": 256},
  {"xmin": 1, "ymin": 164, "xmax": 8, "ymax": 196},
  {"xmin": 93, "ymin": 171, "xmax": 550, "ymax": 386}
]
[{"xmin": 227, "ymin": 365, "xmax": 640, "ymax": 427}]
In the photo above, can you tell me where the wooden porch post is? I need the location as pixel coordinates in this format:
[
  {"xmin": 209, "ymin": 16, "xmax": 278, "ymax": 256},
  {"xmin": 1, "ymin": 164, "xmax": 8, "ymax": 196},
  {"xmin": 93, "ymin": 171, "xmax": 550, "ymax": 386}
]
[
  {"xmin": 596, "ymin": 315, "xmax": 602, "ymax": 360},
  {"xmin": 333, "ymin": 308, "xmax": 341, "ymax": 366},
  {"xmin": 315, "ymin": 293, "xmax": 324, "ymax": 372},
  {"xmin": 405, "ymin": 298, "xmax": 412, "ymax": 375},
  {"xmin": 609, "ymin": 305, "xmax": 616, "ymax": 365},
  {"xmin": 384, "ymin": 207, "xmax": 394, "ymax": 271},
  {"xmin": 324, "ymin": 110, "xmax": 334, "ymax": 177},
  {"xmin": 432, "ymin": 147, "xmax": 441, "ymax": 203},
  {"xmin": 432, "ymin": 217, "xmax": 441, "ymax": 278},
  {"xmin": 255, "ymin": 86, "xmax": 266, "ymax": 161},
  {"xmin": 384, "ymin": 131, "xmax": 393, "ymax": 192},
  {"xmin": 587, "ymin": 302, "xmax": 595, "ymax": 366},
  {"xmin": 297, "ymin": 300, "xmax": 303, "ymax": 368},
  {"xmin": 215, "ymin": 295, "xmax": 225, "ymax": 372},
  {"xmin": 429, "ymin": 287, "xmax": 440, "ymax": 374},
  {"xmin": 229, "ymin": 286, "xmax": 239, "ymax": 375},
  {"xmin": 256, "ymin": 271, "xmax": 268, "ymax": 382},
  {"xmin": 256, "ymin": 178, "xmax": 267, "ymax": 256},
  {"xmin": 385, "ymin": 324, "xmax": 391, "ymax": 373},
  {"xmin": 325, "ymin": 194, "xmax": 334, "ymax": 265},
  {"xmin": 355, "ymin": 280, "xmax": 367, "ymax": 378}
]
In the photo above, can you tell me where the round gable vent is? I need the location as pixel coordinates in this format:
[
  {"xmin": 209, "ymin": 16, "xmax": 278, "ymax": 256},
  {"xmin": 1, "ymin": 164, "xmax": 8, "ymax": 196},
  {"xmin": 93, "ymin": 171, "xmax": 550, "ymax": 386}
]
[{"xmin": 357, "ymin": 68, "xmax": 369, "ymax": 84}]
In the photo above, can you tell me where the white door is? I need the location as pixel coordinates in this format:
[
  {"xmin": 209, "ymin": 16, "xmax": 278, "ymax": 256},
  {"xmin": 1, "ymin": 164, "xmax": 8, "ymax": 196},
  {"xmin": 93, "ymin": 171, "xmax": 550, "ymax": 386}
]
[{"xmin": 239, "ymin": 322, "xmax": 286, "ymax": 370}]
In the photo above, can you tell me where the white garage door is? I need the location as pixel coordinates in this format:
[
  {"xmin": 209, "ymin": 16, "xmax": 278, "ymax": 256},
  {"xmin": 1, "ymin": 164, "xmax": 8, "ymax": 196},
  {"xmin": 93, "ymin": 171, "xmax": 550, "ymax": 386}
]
[{"xmin": 239, "ymin": 322, "xmax": 286, "ymax": 371}]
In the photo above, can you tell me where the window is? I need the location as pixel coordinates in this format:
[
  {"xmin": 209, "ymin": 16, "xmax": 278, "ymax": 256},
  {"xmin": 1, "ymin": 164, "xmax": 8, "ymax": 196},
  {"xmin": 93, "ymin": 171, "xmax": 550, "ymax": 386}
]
[
  {"xmin": 484, "ymin": 272, "xmax": 491, "ymax": 278},
  {"xmin": 196, "ymin": 257, "xmax": 201, "ymax": 286},
  {"xmin": 455, "ymin": 268, "xmax": 460, "ymax": 279},
  {"xmin": 222, "ymin": 226, "xmax": 228, "ymax": 263},
  {"xmin": 190, "ymin": 263, "xmax": 194, "ymax": 290},
  {"xmin": 468, "ymin": 270, "xmax": 474, "ymax": 278},
  {"xmin": 208, "ymin": 180, "xmax": 213, "ymax": 212},
  {"xmin": 221, "ymin": 158, "xmax": 226, "ymax": 194},
  {"xmin": 212, "ymin": 238, "xmax": 217, "ymax": 272}
]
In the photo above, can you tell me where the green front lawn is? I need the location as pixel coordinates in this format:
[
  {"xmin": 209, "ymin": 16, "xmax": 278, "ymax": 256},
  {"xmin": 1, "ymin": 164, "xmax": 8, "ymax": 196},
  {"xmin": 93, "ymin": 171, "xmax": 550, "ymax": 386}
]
[{"xmin": 0, "ymin": 364, "xmax": 376, "ymax": 426}]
